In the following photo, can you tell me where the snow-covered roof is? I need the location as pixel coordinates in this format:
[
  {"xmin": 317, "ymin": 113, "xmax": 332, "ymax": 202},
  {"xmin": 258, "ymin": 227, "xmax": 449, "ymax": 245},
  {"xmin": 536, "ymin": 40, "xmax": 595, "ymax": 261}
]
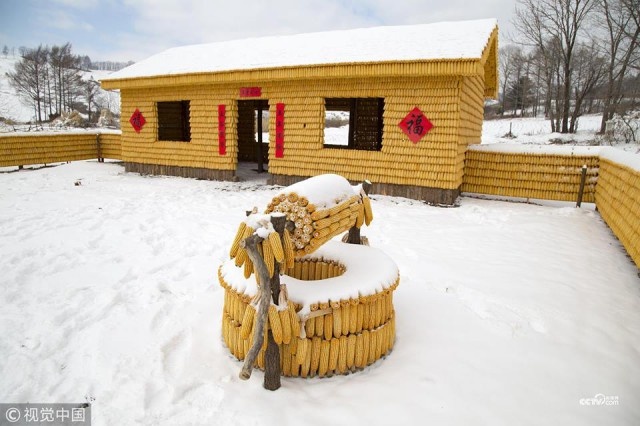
[{"xmin": 102, "ymin": 19, "xmax": 497, "ymax": 83}]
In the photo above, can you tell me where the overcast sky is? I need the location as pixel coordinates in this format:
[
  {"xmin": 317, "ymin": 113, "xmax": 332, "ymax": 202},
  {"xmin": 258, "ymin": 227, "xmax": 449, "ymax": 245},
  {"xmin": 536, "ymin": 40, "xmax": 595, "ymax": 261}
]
[{"xmin": 0, "ymin": 0, "xmax": 517, "ymax": 62}]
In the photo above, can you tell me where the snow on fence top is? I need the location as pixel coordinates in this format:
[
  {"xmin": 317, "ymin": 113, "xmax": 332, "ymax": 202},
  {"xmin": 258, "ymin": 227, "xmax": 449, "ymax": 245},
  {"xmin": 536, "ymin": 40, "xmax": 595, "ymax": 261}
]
[
  {"xmin": 102, "ymin": 19, "xmax": 497, "ymax": 81},
  {"xmin": 469, "ymin": 143, "xmax": 602, "ymax": 157},
  {"xmin": 469, "ymin": 143, "xmax": 640, "ymax": 172}
]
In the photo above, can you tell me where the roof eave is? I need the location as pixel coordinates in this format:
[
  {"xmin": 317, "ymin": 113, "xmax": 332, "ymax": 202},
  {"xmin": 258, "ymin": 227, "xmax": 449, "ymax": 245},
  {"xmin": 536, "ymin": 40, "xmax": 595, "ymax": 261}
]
[{"xmin": 100, "ymin": 58, "xmax": 486, "ymax": 90}]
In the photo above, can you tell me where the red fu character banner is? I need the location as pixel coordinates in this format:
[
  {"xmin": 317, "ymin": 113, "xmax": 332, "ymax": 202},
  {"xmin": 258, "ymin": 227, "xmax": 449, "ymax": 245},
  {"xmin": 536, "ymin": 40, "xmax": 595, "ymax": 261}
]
[
  {"xmin": 398, "ymin": 106, "xmax": 433, "ymax": 144},
  {"xmin": 218, "ymin": 104, "xmax": 226, "ymax": 155},
  {"xmin": 275, "ymin": 103, "xmax": 285, "ymax": 158},
  {"xmin": 129, "ymin": 108, "xmax": 146, "ymax": 133}
]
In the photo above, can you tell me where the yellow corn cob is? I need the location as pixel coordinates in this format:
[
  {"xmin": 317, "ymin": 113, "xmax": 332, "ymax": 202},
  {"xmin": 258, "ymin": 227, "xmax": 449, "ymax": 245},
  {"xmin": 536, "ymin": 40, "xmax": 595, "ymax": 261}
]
[
  {"xmin": 324, "ymin": 313, "xmax": 333, "ymax": 340},
  {"xmin": 282, "ymin": 229, "xmax": 295, "ymax": 268},
  {"xmin": 368, "ymin": 331, "xmax": 377, "ymax": 365},
  {"xmin": 338, "ymin": 336, "xmax": 348, "ymax": 373},
  {"xmin": 296, "ymin": 338, "xmax": 308, "ymax": 365},
  {"xmin": 319, "ymin": 340, "xmax": 330, "ymax": 377},
  {"xmin": 331, "ymin": 302, "xmax": 342, "ymax": 338},
  {"xmin": 262, "ymin": 239, "xmax": 275, "ymax": 278},
  {"xmin": 240, "ymin": 304, "xmax": 255, "ymax": 339},
  {"xmin": 310, "ymin": 337, "xmax": 322, "ymax": 376},
  {"xmin": 328, "ymin": 338, "xmax": 339, "ymax": 373},
  {"xmin": 355, "ymin": 204, "xmax": 365, "ymax": 228},
  {"xmin": 282, "ymin": 344, "xmax": 292, "ymax": 376},
  {"xmin": 301, "ymin": 339, "xmax": 312, "ymax": 377},
  {"xmin": 243, "ymin": 257, "xmax": 253, "ymax": 279},
  {"xmin": 363, "ymin": 195, "xmax": 373, "ymax": 226},
  {"xmin": 229, "ymin": 222, "xmax": 247, "ymax": 258},
  {"xmin": 268, "ymin": 231, "xmax": 285, "ymax": 263},
  {"xmin": 279, "ymin": 307, "xmax": 292, "ymax": 345},
  {"xmin": 289, "ymin": 303, "xmax": 301, "ymax": 338},
  {"xmin": 234, "ymin": 248, "xmax": 247, "ymax": 267},
  {"xmin": 346, "ymin": 334, "xmax": 356, "ymax": 369},
  {"xmin": 361, "ymin": 330, "xmax": 370, "ymax": 368},
  {"xmin": 268, "ymin": 305, "xmax": 284, "ymax": 345}
]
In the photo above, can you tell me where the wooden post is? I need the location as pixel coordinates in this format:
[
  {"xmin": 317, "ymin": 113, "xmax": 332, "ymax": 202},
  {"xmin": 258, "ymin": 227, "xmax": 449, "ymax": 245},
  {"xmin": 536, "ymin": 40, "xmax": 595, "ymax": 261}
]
[
  {"xmin": 263, "ymin": 214, "xmax": 285, "ymax": 391},
  {"xmin": 576, "ymin": 165, "xmax": 587, "ymax": 208},
  {"xmin": 346, "ymin": 180, "xmax": 372, "ymax": 244},
  {"xmin": 256, "ymin": 104, "xmax": 264, "ymax": 173},
  {"xmin": 96, "ymin": 134, "xmax": 103, "ymax": 163}
]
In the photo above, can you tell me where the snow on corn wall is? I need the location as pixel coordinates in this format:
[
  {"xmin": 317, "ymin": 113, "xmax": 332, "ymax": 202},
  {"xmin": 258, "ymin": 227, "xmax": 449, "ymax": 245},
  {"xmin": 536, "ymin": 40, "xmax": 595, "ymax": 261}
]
[
  {"xmin": 0, "ymin": 132, "xmax": 121, "ymax": 167},
  {"xmin": 462, "ymin": 144, "xmax": 601, "ymax": 203}
]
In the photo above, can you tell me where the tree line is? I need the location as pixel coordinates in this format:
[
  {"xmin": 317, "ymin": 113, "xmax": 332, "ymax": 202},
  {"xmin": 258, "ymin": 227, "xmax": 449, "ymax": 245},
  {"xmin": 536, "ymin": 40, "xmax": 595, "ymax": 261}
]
[
  {"xmin": 500, "ymin": 0, "xmax": 639, "ymax": 134},
  {"xmin": 4, "ymin": 43, "xmax": 125, "ymax": 125}
]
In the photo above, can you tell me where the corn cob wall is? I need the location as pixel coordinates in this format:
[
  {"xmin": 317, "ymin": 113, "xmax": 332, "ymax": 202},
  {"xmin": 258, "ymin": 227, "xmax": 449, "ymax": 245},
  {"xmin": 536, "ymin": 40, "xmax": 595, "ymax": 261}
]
[
  {"xmin": 119, "ymin": 85, "xmax": 238, "ymax": 172},
  {"xmin": 99, "ymin": 133, "xmax": 122, "ymax": 160},
  {"xmin": 596, "ymin": 157, "xmax": 640, "ymax": 268},
  {"xmin": 0, "ymin": 133, "xmax": 121, "ymax": 167},
  {"xmin": 462, "ymin": 146, "xmax": 600, "ymax": 203},
  {"xmin": 113, "ymin": 74, "xmax": 487, "ymax": 196}
]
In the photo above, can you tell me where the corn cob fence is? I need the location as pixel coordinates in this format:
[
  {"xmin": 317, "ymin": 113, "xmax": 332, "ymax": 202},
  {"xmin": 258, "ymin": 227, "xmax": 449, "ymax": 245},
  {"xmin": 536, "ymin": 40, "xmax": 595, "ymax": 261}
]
[
  {"xmin": 0, "ymin": 132, "xmax": 121, "ymax": 167},
  {"xmin": 462, "ymin": 144, "xmax": 639, "ymax": 268}
]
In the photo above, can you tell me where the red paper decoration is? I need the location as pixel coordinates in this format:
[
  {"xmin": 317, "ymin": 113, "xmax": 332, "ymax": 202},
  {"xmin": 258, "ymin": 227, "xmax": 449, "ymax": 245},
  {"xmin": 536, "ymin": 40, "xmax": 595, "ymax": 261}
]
[
  {"xmin": 239, "ymin": 87, "xmax": 262, "ymax": 98},
  {"xmin": 129, "ymin": 108, "xmax": 146, "ymax": 133},
  {"xmin": 275, "ymin": 103, "xmax": 285, "ymax": 158},
  {"xmin": 398, "ymin": 107, "xmax": 433, "ymax": 144},
  {"xmin": 218, "ymin": 104, "xmax": 226, "ymax": 155}
]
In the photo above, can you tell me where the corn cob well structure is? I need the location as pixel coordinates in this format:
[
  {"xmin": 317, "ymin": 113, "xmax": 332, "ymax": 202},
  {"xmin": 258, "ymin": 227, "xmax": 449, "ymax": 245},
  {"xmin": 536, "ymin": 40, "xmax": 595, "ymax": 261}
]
[
  {"xmin": 100, "ymin": 20, "xmax": 499, "ymax": 205},
  {"xmin": 220, "ymin": 241, "xmax": 399, "ymax": 377},
  {"xmin": 220, "ymin": 173, "xmax": 398, "ymax": 377}
]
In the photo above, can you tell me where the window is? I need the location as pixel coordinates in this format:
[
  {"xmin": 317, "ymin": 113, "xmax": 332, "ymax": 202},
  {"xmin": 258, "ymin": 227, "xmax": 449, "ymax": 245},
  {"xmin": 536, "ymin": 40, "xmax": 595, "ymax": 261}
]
[
  {"xmin": 157, "ymin": 101, "xmax": 190, "ymax": 142},
  {"xmin": 324, "ymin": 98, "xmax": 384, "ymax": 151}
]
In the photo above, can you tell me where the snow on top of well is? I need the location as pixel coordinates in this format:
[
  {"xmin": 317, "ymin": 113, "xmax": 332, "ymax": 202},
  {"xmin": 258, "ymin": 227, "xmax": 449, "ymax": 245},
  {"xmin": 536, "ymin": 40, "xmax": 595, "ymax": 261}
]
[
  {"xmin": 220, "ymin": 240, "xmax": 399, "ymax": 315},
  {"xmin": 103, "ymin": 19, "xmax": 497, "ymax": 81},
  {"xmin": 283, "ymin": 174, "xmax": 357, "ymax": 209}
]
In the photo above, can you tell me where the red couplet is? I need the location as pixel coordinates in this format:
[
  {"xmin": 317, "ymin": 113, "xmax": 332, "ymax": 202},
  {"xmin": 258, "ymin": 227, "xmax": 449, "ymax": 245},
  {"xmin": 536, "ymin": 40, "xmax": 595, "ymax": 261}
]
[
  {"xmin": 275, "ymin": 103, "xmax": 285, "ymax": 158},
  {"xmin": 218, "ymin": 104, "xmax": 226, "ymax": 155}
]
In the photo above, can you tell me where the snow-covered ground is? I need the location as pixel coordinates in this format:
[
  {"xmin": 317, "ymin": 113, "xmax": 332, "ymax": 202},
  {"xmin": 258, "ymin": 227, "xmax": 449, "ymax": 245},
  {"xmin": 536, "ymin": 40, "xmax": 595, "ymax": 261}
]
[{"xmin": 1, "ymin": 161, "xmax": 639, "ymax": 425}]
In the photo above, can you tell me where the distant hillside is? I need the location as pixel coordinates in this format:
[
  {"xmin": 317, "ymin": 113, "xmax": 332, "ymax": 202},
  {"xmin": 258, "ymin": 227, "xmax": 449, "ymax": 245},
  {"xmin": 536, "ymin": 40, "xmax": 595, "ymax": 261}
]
[{"xmin": 0, "ymin": 55, "xmax": 121, "ymax": 124}]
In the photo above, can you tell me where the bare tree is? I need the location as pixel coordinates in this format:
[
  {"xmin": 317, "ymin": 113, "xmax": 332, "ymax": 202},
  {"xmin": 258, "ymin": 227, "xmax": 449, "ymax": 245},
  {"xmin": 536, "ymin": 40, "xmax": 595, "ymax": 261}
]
[
  {"xmin": 514, "ymin": 0, "xmax": 597, "ymax": 133},
  {"xmin": 6, "ymin": 45, "xmax": 49, "ymax": 123},
  {"xmin": 2, "ymin": 45, "xmax": 8, "ymax": 57},
  {"xmin": 596, "ymin": 0, "xmax": 640, "ymax": 133}
]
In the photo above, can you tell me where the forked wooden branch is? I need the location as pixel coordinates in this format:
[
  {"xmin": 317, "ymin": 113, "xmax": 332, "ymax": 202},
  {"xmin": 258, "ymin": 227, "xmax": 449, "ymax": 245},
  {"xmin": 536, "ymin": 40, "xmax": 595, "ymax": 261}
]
[{"xmin": 238, "ymin": 234, "xmax": 271, "ymax": 380}]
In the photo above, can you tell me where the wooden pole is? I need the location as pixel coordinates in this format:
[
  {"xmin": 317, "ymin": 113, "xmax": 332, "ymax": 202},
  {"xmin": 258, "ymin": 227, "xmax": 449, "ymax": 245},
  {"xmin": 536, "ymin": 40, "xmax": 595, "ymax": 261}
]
[
  {"xmin": 256, "ymin": 104, "xmax": 264, "ymax": 173},
  {"xmin": 576, "ymin": 165, "xmax": 587, "ymax": 208},
  {"xmin": 263, "ymin": 214, "xmax": 285, "ymax": 391},
  {"xmin": 346, "ymin": 180, "xmax": 372, "ymax": 244},
  {"xmin": 96, "ymin": 134, "xmax": 103, "ymax": 163}
]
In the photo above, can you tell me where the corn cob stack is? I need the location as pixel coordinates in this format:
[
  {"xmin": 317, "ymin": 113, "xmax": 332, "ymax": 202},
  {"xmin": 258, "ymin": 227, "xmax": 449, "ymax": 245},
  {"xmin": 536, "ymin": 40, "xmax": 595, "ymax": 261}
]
[{"xmin": 228, "ymin": 214, "xmax": 295, "ymax": 280}]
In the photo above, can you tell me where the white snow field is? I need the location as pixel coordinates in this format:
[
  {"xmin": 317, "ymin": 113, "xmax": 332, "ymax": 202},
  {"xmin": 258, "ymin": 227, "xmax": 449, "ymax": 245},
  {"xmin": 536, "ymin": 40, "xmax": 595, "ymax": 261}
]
[{"xmin": 1, "ymin": 160, "xmax": 639, "ymax": 425}]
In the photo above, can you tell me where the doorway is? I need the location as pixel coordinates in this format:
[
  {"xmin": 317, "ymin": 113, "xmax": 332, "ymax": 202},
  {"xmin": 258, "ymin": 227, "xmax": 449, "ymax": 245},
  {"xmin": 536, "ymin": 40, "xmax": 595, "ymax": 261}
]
[{"xmin": 237, "ymin": 99, "xmax": 269, "ymax": 174}]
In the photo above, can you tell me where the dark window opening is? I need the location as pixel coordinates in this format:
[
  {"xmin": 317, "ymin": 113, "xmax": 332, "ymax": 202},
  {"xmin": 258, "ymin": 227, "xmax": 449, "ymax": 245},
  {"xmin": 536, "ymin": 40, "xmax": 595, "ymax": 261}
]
[
  {"xmin": 157, "ymin": 101, "xmax": 190, "ymax": 142},
  {"xmin": 324, "ymin": 98, "xmax": 384, "ymax": 151}
]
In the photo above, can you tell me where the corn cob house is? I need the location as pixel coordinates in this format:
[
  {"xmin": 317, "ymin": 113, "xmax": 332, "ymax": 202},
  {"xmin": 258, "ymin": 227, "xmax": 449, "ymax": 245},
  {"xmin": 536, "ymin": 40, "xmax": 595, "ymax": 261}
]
[{"xmin": 101, "ymin": 19, "xmax": 498, "ymax": 205}]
